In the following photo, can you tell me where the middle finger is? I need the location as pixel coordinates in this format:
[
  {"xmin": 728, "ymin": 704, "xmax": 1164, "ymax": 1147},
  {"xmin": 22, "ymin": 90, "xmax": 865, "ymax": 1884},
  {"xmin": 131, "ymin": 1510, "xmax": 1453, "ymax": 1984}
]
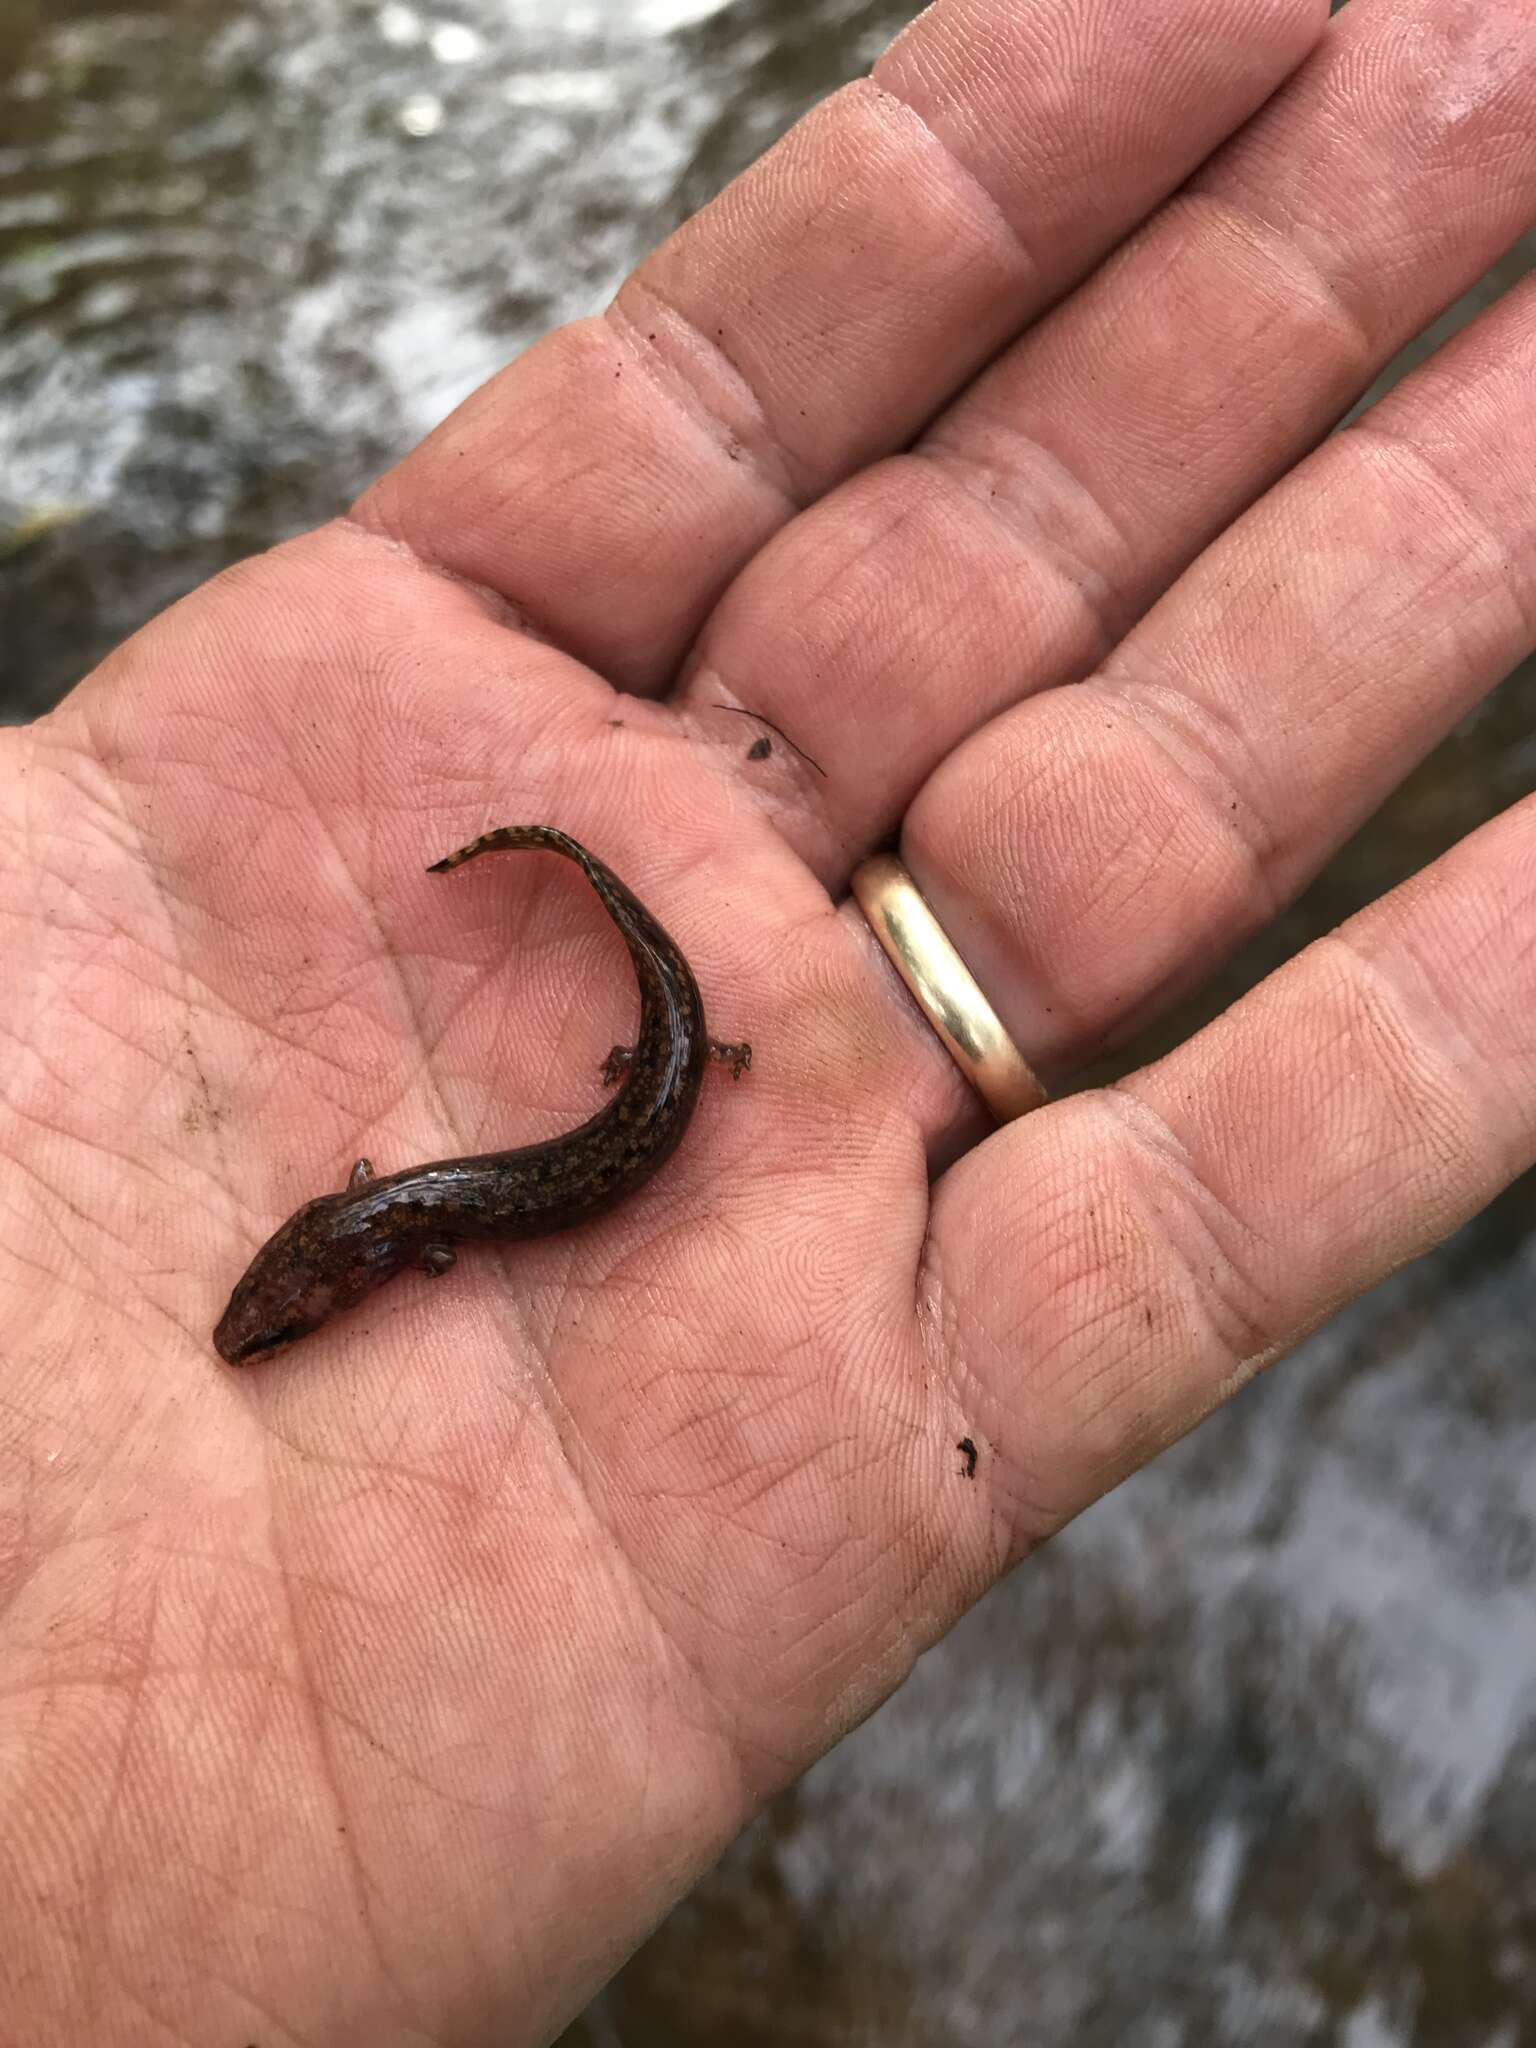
[{"xmin": 683, "ymin": 0, "xmax": 1536, "ymax": 869}]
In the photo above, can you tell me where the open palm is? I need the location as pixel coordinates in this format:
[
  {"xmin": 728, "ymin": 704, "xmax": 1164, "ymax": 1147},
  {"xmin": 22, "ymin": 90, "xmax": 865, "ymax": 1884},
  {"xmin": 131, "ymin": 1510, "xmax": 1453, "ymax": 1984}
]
[{"xmin": 6, "ymin": 1, "xmax": 1536, "ymax": 2042}]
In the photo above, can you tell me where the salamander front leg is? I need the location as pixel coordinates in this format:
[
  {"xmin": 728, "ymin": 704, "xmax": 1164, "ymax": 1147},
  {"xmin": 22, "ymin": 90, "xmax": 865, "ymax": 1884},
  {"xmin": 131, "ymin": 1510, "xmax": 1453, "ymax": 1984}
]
[
  {"xmin": 420, "ymin": 1245, "xmax": 456, "ymax": 1277},
  {"xmin": 349, "ymin": 1158, "xmax": 376, "ymax": 1187},
  {"xmin": 601, "ymin": 1046, "xmax": 633, "ymax": 1087}
]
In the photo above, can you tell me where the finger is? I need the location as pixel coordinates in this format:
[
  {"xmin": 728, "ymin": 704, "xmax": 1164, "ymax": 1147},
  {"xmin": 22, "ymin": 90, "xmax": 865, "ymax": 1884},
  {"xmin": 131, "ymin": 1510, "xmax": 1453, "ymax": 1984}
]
[
  {"xmin": 682, "ymin": 0, "xmax": 1536, "ymax": 865},
  {"xmin": 926, "ymin": 793, "xmax": 1536, "ymax": 1551},
  {"xmin": 354, "ymin": 0, "xmax": 1324, "ymax": 690},
  {"xmin": 899, "ymin": 267, "xmax": 1536, "ymax": 1076}
]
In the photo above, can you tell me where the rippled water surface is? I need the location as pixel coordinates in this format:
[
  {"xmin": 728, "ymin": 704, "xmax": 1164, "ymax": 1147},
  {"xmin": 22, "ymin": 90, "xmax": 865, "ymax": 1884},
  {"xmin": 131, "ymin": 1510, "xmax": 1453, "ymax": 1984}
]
[
  {"xmin": 3, "ymin": 5, "xmax": 1534, "ymax": 2043},
  {"xmin": 0, "ymin": 0, "xmax": 899, "ymax": 712}
]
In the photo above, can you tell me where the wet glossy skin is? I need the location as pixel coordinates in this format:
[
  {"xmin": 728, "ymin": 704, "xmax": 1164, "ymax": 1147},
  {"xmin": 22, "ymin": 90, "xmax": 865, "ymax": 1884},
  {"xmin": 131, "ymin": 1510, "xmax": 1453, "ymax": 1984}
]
[{"xmin": 213, "ymin": 826, "xmax": 751, "ymax": 1364}]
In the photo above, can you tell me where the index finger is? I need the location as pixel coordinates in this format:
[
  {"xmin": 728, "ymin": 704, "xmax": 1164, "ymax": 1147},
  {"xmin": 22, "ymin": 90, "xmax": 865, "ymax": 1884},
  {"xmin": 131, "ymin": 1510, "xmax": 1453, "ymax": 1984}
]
[{"xmin": 354, "ymin": 0, "xmax": 1325, "ymax": 691}]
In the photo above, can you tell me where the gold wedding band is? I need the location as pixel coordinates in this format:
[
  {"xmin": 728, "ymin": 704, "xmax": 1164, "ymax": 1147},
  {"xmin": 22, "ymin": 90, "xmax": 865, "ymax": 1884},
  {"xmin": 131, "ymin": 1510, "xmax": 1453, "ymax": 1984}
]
[{"xmin": 851, "ymin": 855, "xmax": 1047, "ymax": 1124}]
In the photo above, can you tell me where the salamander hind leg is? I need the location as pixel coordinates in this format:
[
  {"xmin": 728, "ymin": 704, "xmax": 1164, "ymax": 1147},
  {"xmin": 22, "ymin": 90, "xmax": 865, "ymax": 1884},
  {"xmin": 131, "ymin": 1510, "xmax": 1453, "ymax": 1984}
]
[
  {"xmin": 348, "ymin": 1158, "xmax": 376, "ymax": 1187},
  {"xmin": 708, "ymin": 1040, "xmax": 753, "ymax": 1079},
  {"xmin": 420, "ymin": 1245, "xmax": 456, "ymax": 1277},
  {"xmin": 601, "ymin": 1046, "xmax": 634, "ymax": 1088}
]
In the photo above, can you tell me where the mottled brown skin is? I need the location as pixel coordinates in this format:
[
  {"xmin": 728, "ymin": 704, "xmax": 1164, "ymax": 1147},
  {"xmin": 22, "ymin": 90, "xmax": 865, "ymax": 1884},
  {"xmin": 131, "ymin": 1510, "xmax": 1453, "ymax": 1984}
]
[{"xmin": 213, "ymin": 826, "xmax": 750, "ymax": 1365}]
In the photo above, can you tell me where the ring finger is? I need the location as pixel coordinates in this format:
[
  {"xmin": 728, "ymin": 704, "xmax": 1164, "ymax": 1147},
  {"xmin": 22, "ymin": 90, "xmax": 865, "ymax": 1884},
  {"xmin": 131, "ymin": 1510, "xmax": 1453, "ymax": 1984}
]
[{"xmin": 897, "ymin": 271, "xmax": 1536, "ymax": 1091}]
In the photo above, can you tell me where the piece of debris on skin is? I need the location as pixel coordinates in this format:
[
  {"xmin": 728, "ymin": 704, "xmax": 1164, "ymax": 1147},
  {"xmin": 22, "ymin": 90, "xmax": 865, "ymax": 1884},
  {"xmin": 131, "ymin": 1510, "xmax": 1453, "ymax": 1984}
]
[
  {"xmin": 709, "ymin": 703, "xmax": 827, "ymax": 778},
  {"xmin": 747, "ymin": 735, "xmax": 771, "ymax": 761},
  {"xmin": 180, "ymin": 1035, "xmax": 224, "ymax": 1134},
  {"xmin": 957, "ymin": 1437, "xmax": 978, "ymax": 1480}
]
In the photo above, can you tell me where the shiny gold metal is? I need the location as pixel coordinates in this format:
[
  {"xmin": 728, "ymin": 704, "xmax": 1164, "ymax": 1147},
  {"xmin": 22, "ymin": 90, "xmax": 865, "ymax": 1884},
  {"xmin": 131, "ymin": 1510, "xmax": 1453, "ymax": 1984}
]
[{"xmin": 851, "ymin": 854, "xmax": 1047, "ymax": 1124}]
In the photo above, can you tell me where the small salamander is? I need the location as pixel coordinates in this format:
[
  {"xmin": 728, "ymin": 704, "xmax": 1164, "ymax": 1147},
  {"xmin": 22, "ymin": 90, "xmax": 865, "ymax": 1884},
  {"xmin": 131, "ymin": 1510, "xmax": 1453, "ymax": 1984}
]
[{"xmin": 213, "ymin": 826, "xmax": 751, "ymax": 1365}]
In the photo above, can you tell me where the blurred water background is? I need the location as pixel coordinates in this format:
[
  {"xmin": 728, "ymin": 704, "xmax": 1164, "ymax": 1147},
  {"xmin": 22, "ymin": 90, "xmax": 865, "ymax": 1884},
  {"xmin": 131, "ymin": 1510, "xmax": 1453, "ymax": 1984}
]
[{"xmin": 2, "ymin": 2, "xmax": 1534, "ymax": 2041}]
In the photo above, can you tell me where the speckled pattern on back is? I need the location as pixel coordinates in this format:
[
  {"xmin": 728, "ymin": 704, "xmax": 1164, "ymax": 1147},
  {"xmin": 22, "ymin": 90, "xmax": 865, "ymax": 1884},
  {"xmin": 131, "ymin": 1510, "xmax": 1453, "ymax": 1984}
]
[{"xmin": 213, "ymin": 826, "xmax": 746, "ymax": 1365}]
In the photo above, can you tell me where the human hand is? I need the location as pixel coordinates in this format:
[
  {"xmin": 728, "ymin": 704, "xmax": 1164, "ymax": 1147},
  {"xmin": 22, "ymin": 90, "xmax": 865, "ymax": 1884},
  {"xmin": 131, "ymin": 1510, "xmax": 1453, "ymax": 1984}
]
[{"xmin": 5, "ymin": 0, "xmax": 1535, "ymax": 2042}]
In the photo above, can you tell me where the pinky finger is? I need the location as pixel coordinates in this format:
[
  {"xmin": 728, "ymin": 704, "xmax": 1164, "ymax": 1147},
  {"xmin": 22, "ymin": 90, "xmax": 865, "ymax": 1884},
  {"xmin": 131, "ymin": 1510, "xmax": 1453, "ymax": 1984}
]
[{"xmin": 927, "ymin": 794, "xmax": 1536, "ymax": 1549}]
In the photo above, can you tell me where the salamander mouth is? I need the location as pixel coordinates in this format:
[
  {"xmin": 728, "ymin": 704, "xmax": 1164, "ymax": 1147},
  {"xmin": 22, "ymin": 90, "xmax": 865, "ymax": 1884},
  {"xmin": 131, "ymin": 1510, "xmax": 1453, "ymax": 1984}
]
[{"xmin": 223, "ymin": 1321, "xmax": 304, "ymax": 1364}]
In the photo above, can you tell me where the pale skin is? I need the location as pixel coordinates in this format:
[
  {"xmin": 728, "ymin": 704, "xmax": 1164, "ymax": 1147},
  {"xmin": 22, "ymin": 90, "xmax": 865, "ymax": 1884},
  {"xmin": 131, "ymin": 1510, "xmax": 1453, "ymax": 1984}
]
[{"xmin": 4, "ymin": 0, "xmax": 1536, "ymax": 2039}]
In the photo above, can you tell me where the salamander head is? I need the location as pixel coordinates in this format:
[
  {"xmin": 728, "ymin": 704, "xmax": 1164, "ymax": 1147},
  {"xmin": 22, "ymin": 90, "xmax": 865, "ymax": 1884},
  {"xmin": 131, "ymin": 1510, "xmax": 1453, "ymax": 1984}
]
[{"xmin": 213, "ymin": 1195, "xmax": 407, "ymax": 1365}]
